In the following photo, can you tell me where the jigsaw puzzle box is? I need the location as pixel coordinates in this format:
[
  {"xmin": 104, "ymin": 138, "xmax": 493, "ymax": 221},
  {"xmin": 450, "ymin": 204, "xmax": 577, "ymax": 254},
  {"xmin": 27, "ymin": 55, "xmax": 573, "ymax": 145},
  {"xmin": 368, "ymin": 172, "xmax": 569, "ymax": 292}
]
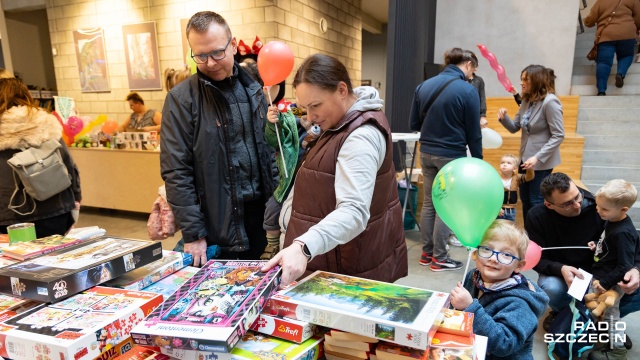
[
  {"xmin": 130, "ymin": 260, "xmax": 281, "ymax": 353},
  {"xmin": 267, "ymin": 271, "xmax": 449, "ymax": 350},
  {"xmin": 0, "ymin": 237, "xmax": 162, "ymax": 302},
  {"xmin": 0, "ymin": 286, "xmax": 162, "ymax": 360}
]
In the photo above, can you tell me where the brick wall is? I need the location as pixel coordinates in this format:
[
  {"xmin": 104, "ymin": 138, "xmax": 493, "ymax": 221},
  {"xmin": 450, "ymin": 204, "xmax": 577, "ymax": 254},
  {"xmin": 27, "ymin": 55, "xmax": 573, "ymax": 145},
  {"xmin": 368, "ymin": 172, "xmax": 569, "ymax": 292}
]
[{"xmin": 45, "ymin": 0, "xmax": 362, "ymax": 122}]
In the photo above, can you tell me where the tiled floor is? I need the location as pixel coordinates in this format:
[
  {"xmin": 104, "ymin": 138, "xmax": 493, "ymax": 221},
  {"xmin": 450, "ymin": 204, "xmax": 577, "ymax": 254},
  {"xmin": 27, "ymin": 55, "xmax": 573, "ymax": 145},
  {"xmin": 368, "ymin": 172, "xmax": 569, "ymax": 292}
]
[{"xmin": 78, "ymin": 207, "xmax": 640, "ymax": 359}]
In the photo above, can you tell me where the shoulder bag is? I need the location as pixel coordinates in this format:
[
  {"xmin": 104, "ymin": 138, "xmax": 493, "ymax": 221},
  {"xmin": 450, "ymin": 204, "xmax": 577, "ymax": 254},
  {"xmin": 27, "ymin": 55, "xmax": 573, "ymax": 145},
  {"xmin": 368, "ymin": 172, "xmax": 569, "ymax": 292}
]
[{"xmin": 587, "ymin": 0, "xmax": 623, "ymax": 61}]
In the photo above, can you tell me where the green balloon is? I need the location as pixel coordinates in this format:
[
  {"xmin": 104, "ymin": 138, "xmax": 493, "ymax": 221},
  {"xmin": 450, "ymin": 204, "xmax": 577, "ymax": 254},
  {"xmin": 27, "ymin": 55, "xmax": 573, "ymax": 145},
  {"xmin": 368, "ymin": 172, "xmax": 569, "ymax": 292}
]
[{"xmin": 432, "ymin": 157, "xmax": 503, "ymax": 248}]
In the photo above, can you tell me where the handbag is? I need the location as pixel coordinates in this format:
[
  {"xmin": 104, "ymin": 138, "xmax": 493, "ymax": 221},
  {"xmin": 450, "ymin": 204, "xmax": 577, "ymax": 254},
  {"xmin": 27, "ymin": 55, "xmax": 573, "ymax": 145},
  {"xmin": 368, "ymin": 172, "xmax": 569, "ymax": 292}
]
[
  {"xmin": 7, "ymin": 138, "xmax": 71, "ymax": 215},
  {"xmin": 587, "ymin": 0, "xmax": 623, "ymax": 61}
]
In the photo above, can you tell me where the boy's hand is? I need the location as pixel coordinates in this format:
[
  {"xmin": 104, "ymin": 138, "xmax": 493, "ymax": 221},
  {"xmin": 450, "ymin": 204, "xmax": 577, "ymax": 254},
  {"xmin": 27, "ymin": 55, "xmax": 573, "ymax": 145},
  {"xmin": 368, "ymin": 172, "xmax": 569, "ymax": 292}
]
[
  {"xmin": 587, "ymin": 241, "xmax": 596, "ymax": 251},
  {"xmin": 266, "ymin": 105, "xmax": 278, "ymax": 124},
  {"xmin": 499, "ymin": 209, "xmax": 505, "ymax": 217},
  {"xmin": 594, "ymin": 281, "xmax": 606, "ymax": 293},
  {"xmin": 450, "ymin": 282, "xmax": 473, "ymax": 310}
]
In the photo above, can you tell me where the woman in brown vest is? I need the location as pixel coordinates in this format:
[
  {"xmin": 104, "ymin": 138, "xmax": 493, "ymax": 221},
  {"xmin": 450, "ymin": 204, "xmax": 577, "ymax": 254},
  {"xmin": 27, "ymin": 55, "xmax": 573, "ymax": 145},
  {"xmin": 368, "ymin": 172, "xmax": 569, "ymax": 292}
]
[{"xmin": 261, "ymin": 54, "xmax": 408, "ymax": 286}]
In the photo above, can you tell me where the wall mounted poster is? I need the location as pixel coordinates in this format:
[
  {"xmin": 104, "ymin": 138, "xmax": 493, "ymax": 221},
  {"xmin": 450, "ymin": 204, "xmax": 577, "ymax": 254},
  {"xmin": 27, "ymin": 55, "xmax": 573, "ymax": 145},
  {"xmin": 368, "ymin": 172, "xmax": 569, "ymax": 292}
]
[
  {"xmin": 73, "ymin": 28, "xmax": 110, "ymax": 92},
  {"xmin": 122, "ymin": 22, "xmax": 162, "ymax": 90}
]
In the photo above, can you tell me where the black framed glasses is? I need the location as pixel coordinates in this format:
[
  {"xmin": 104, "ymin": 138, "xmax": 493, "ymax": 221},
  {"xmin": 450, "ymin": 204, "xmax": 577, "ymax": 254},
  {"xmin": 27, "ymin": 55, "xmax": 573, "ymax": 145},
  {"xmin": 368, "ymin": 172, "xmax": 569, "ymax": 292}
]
[
  {"xmin": 191, "ymin": 37, "xmax": 232, "ymax": 64},
  {"xmin": 548, "ymin": 191, "xmax": 583, "ymax": 209},
  {"xmin": 476, "ymin": 246, "xmax": 521, "ymax": 265}
]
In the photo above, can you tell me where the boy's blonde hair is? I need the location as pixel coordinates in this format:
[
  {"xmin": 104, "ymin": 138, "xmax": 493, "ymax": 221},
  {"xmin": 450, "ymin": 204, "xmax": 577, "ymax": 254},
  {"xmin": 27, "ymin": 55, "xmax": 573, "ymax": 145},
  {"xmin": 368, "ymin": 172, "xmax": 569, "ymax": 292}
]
[
  {"xmin": 596, "ymin": 179, "xmax": 638, "ymax": 208},
  {"xmin": 480, "ymin": 220, "xmax": 529, "ymax": 259},
  {"xmin": 501, "ymin": 154, "xmax": 519, "ymax": 165}
]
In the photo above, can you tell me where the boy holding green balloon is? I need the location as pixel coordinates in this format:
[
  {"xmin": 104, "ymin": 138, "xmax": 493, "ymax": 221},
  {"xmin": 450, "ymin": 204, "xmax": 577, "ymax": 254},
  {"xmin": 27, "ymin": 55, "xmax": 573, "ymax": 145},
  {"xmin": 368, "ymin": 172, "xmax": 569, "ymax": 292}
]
[{"xmin": 450, "ymin": 220, "xmax": 549, "ymax": 359}]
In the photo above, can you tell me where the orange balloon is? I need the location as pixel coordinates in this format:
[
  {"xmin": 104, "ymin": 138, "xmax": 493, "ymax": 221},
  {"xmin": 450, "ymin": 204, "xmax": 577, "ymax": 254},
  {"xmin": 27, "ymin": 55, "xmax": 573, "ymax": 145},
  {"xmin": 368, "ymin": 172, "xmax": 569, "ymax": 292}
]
[
  {"xmin": 101, "ymin": 120, "xmax": 118, "ymax": 135},
  {"xmin": 258, "ymin": 41, "xmax": 294, "ymax": 86}
]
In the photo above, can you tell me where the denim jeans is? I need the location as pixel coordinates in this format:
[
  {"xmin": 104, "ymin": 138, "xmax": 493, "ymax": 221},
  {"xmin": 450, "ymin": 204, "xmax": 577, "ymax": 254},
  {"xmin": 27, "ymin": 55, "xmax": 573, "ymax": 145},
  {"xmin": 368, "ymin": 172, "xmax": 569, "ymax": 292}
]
[
  {"xmin": 420, "ymin": 153, "xmax": 455, "ymax": 260},
  {"xmin": 519, "ymin": 167, "xmax": 552, "ymax": 222},
  {"xmin": 539, "ymin": 274, "xmax": 640, "ymax": 318},
  {"xmin": 596, "ymin": 39, "xmax": 636, "ymax": 93},
  {"xmin": 497, "ymin": 207, "xmax": 516, "ymax": 221}
]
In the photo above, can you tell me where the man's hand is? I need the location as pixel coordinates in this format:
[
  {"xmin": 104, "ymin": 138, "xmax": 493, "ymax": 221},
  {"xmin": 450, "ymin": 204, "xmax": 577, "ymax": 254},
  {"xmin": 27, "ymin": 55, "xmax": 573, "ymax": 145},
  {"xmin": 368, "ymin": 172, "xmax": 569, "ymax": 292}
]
[
  {"xmin": 619, "ymin": 268, "xmax": 640, "ymax": 294},
  {"xmin": 262, "ymin": 242, "xmax": 309, "ymax": 287},
  {"xmin": 480, "ymin": 117, "xmax": 488, "ymax": 129},
  {"xmin": 561, "ymin": 265, "xmax": 583, "ymax": 288},
  {"xmin": 185, "ymin": 238, "xmax": 208, "ymax": 267},
  {"xmin": 587, "ymin": 241, "xmax": 596, "ymax": 251}
]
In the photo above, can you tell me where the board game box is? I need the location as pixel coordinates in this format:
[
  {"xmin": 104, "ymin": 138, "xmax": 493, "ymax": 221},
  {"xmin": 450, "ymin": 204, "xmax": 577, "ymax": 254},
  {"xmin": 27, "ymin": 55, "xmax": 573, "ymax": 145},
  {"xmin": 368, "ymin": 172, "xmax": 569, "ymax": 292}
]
[
  {"xmin": 1, "ymin": 235, "xmax": 88, "ymax": 261},
  {"xmin": 0, "ymin": 286, "xmax": 163, "ymax": 360},
  {"xmin": 130, "ymin": 260, "xmax": 281, "ymax": 353},
  {"xmin": 159, "ymin": 330, "xmax": 324, "ymax": 360},
  {"xmin": 105, "ymin": 250, "xmax": 193, "ymax": 291},
  {"xmin": 0, "ymin": 237, "xmax": 163, "ymax": 302},
  {"xmin": 112, "ymin": 344, "xmax": 169, "ymax": 359},
  {"xmin": 93, "ymin": 336, "xmax": 134, "ymax": 360},
  {"xmin": 250, "ymin": 311, "xmax": 320, "ymax": 343},
  {"xmin": 141, "ymin": 266, "xmax": 199, "ymax": 299},
  {"xmin": 267, "ymin": 271, "xmax": 449, "ymax": 350}
]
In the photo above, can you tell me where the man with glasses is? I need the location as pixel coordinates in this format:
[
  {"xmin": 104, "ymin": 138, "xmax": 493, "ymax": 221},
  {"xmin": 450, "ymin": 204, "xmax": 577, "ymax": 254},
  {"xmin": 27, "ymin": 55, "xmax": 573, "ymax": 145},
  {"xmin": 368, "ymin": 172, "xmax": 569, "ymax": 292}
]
[
  {"xmin": 160, "ymin": 11, "xmax": 275, "ymax": 266},
  {"xmin": 525, "ymin": 172, "xmax": 640, "ymax": 337}
]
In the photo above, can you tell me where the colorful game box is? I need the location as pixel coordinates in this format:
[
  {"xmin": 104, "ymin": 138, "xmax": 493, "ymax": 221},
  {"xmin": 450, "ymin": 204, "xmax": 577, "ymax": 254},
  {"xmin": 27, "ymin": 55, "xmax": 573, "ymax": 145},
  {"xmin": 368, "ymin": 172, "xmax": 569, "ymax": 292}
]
[
  {"xmin": 0, "ymin": 286, "xmax": 163, "ymax": 360},
  {"xmin": 113, "ymin": 344, "xmax": 169, "ymax": 359},
  {"xmin": 93, "ymin": 336, "xmax": 134, "ymax": 360},
  {"xmin": 436, "ymin": 309, "xmax": 474, "ymax": 337},
  {"xmin": 267, "ymin": 271, "xmax": 449, "ymax": 350},
  {"xmin": 1, "ymin": 234, "xmax": 88, "ymax": 261},
  {"xmin": 141, "ymin": 266, "xmax": 199, "ymax": 299},
  {"xmin": 105, "ymin": 250, "xmax": 193, "ymax": 291},
  {"xmin": 159, "ymin": 330, "xmax": 324, "ymax": 360},
  {"xmin": 250, "ymin": 311, "xmax": 321, "ymax": 343},
  {"xmin": 0, "ymin": 237, "xmax": 163, "ymax": 302},
  {"xmin": 130, "ymin": 260, "xmax": 281, "ymax": 353},
  {"xmin": 0, "ymin": 293, "xmax": 41, "ymax": 324}
]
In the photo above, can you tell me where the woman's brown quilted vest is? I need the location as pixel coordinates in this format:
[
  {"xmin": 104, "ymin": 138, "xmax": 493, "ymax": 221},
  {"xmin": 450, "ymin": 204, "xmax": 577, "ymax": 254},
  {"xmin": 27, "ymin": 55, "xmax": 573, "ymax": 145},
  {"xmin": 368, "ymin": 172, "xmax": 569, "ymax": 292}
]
[{"xmin": 283, "ymin": 109, "xmax": 408, "ymax": 283}]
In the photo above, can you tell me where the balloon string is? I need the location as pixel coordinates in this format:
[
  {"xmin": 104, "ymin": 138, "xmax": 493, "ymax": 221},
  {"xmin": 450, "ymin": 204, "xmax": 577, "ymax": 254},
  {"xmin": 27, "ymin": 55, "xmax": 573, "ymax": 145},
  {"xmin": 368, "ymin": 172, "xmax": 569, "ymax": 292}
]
[
  {"xmin": 541, "ymin": 246, "xmax": 590, "ymax": 250},
  {"xmin": 265, "ymin": 86, "xmax": 288, "ymax": 179},
  {"xmin": 462, "ymin": 249, "xmax": 473, "ymax": 285}
]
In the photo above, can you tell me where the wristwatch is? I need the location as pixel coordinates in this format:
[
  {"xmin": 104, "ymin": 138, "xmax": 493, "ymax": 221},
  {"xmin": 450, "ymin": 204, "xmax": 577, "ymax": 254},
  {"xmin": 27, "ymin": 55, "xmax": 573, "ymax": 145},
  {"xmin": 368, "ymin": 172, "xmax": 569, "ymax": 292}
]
[{"xmin": 293, "ymin": 240, "xmax": 312, "ymax": 261}]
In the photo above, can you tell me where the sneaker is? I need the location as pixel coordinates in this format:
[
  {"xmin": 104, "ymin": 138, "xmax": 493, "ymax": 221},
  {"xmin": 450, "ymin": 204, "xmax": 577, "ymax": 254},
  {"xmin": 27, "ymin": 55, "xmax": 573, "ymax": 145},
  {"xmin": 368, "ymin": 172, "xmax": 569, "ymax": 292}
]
[
  {"xmin": 260, "ymin": 243, "xmax": 280, "ymax": 260},
  {"xmin": 542, "ymin": 310, "xmax": 558, "ymax": 332},
  {"xmin": 587, "ymin": 347, "xmax": 627, "ymax": 360},
  {"xmin": 419, "ymin": 252, "xmax": 433, "ymax": 266},
  {"xmin": 430, "ymin": 257, "xmax": 463, "ymax": 272},
  {"xmin": 597, "ymin": 92, "xmax": 606, "ymax": 96},
  {"xmin": 448, "ymin": 235, "xmax": 463, "ymax": 247},
  {"xmin": 615, "ymin": 74, "xmax": 624, "ymax": 88}
]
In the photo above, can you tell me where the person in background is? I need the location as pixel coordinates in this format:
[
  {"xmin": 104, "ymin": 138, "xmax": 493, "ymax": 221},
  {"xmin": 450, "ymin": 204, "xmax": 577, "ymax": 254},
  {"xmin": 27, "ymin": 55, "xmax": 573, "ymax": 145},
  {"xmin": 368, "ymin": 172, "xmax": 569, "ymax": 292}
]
[
  {"xmin": 525, "ymin": 173, "xmax": 640, "ymax": 342},
  {"xmin": 498, "ymin": 64, "xmax": 564, "ymax": 221},
  {"xmin": 586, "ymin": 179, "xmax": 638, "ymax": 360},
  {"xmin": 164, "ymin": 66, "xmax": 192, "ymax": 92},
  {"xmin": 262, "ymin": 54, "xmax": 408, "ymax": 286},
  {"xmin": 239, "ymin": 58, "xmax": 299, "ymax": 261},
  {"xmin": 118, "ymin": 92, "xmax": 162, "ymax": 132},
  {"xmin": 467, "ymin": 52, "xmax": 488, "ymax": 129},
  {"xmin": 409, "ymin": 47, "xmax": 482, "ymax": 272},
  {"xmin": 450, "ymin": 220, "xmax": 548, "ymax": 360},
  {"xmin": 0, "ymin": 78, "xmax": 81, "ymax": 237},
  {"xmin": 161, "ymin": 11, "xmax": 276, "ymax": 266},
  {"xmin": 498, "ymin": 154, "xmax": 534, "ymax": 221},
  {"xmin": 584, "ymin": 0, "xmax": 640, "ymax": 95}
]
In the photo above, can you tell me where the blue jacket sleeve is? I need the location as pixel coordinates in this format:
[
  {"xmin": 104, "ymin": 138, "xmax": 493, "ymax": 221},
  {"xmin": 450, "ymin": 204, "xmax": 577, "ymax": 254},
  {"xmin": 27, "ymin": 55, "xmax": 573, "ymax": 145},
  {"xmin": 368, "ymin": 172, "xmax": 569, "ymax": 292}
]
[{"xmin": 408, "ymin": 85, "xmax": 423, "ymax": 132}]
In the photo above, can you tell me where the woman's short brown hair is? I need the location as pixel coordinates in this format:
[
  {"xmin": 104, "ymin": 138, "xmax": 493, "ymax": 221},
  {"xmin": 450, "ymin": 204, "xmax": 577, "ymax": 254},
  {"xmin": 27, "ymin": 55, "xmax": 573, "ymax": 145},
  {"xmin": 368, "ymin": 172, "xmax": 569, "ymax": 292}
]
[{"xmin": 293, "ymin": 54, "xmax": 353, "ymax": 94}]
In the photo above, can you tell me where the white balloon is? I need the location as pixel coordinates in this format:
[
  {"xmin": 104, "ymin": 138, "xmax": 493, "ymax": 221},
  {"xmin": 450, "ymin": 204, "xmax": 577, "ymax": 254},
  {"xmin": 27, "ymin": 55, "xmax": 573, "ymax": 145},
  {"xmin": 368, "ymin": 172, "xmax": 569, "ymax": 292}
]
[{"xmin": 481, "ymin": 128, "xmax": 503, "ymax": 149}]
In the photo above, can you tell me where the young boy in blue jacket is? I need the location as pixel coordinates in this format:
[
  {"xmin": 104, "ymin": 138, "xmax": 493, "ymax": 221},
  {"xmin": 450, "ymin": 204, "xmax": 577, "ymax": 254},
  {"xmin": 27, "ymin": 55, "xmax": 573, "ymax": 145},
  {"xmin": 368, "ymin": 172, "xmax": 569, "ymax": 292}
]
[{"xmin": 450, "ymin": 220, "xmax": 549, "ymax": 360}]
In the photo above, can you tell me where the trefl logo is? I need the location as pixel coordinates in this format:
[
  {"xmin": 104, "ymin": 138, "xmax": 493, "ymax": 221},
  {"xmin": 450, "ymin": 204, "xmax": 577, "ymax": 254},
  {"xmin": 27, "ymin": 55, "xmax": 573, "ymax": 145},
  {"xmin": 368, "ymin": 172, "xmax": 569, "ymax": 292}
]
[
  {"xmin": 53, "ymin": 280, "xmax": 68, "ymax": 299},
  {"xmin": 278, "ymin": 325, "xmax": 298, "ymax": 337}
]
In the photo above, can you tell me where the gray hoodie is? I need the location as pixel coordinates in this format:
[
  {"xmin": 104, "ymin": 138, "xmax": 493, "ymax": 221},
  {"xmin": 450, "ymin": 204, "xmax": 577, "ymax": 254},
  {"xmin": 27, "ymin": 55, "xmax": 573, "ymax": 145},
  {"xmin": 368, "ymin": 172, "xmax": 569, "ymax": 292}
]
[{"xmin": 278, "ymin": 86, "xmax": 387, "ymax": 258}]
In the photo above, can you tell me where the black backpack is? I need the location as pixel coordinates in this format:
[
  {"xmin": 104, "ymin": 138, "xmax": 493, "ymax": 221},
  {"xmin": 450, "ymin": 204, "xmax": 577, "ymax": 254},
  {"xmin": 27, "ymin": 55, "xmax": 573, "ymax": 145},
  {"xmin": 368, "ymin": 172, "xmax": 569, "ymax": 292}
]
[{"xmin": 546, "ymin": 299, "xmax": 596, "ymax": 359}]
